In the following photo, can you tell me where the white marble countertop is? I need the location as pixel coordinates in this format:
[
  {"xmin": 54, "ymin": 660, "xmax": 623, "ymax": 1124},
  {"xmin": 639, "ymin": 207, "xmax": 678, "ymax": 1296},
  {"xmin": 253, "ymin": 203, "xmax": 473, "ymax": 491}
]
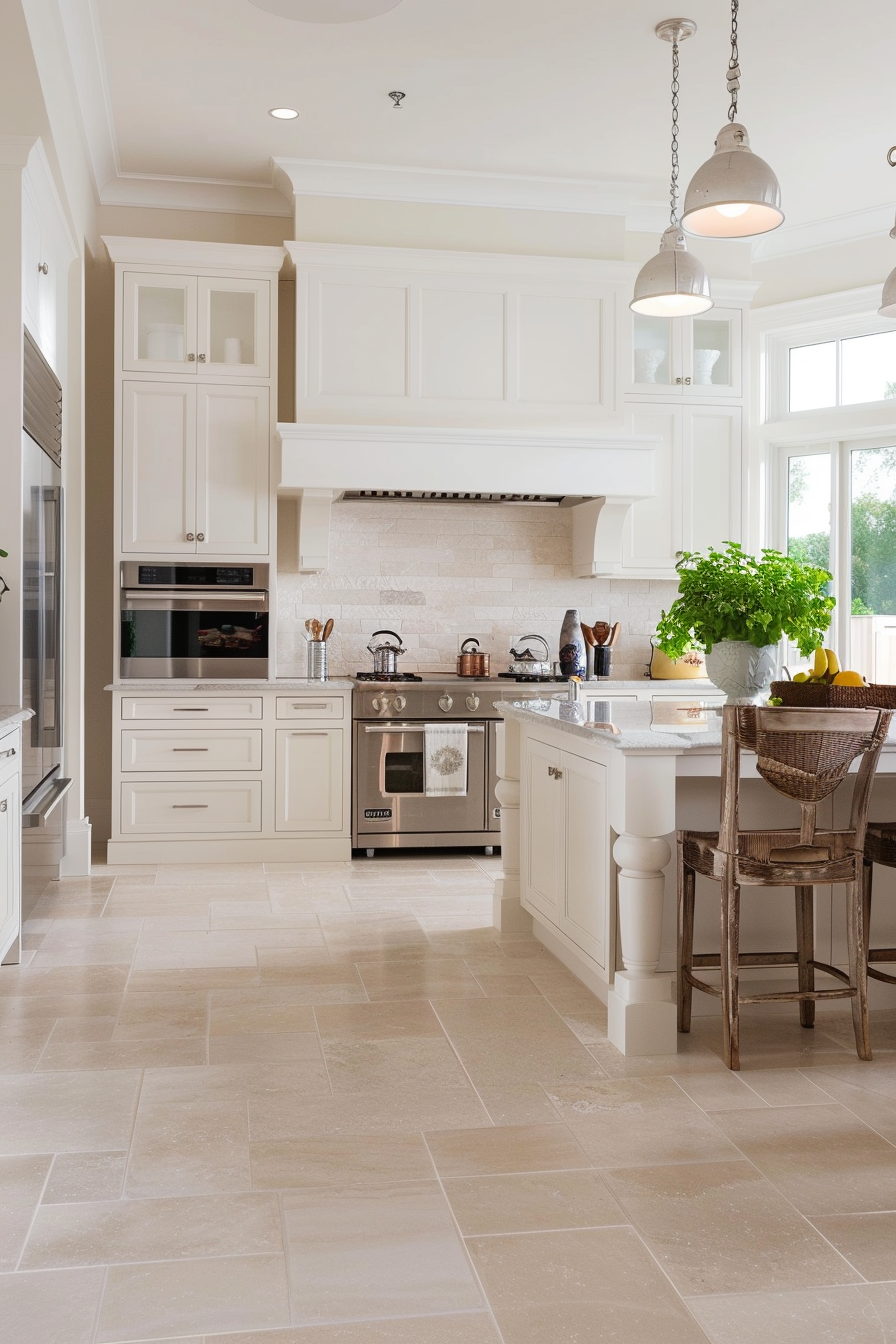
[
  {"xmin": 105, "ymin": 679, "xmax": 355, "ymax": 692},
  {"xmin": 496, "ymin": 696, "xmax": 725, "ymax": 751},
  {"xmin": 0, "ymin": 708, "xmax": 34, "ymax": 735}
]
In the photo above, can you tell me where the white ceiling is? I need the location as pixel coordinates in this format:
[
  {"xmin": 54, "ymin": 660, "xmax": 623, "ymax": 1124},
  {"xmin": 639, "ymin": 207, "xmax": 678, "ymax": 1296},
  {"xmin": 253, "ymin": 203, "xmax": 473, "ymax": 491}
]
[{"xmin": 60, "ymin": 0, "xmax": 896, "ymax": 253}]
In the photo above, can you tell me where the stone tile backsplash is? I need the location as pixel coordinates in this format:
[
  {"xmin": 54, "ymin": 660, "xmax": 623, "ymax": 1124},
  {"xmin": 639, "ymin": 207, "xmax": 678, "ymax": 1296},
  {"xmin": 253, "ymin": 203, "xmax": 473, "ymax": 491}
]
[{"xmin": 277, "ymin": 500, "xmax": 679, "ymax": 680}]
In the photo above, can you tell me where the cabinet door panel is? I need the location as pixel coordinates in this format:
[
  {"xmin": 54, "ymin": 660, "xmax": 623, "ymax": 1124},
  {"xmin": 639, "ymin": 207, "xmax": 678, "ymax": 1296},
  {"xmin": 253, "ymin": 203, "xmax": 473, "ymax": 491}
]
[
  {"xmin": 121, "ymin": 729, "xmax": 262, "ymax": 772},
  {"xmin": 684, "ymin": 406, "xmax": 741, "ymax": 553},
  {"xmin": 276, "ymin": 729, "xmax": 344, "ymax": 832},
  {"xmin": 122, "ymin": 272, "xmax": 197, "ymax": 374},
  {"xmin": 518, "ymin": 293, "xmax": 603, "ymax": 405},
  {"xmin": 195, "ymin": 385, "xmax": 269, "ymax": 555},
  {"xmin": 121, "ymin": 382, "xmax": 196, "ymax": 553},
  {"xmin": 0, "ymin": 767, "xmax": 20, "ymax": 962},
  {"xmin": 121, "ymin": 780, "xmax": 261, "ymax": 834},
  {"xmin": 318, "ymin": 281, "xmax": 409, "ymax": 397},
  {"xmin": 685, "ymin": 307, "xmax": 743, "ymax": 398},
  {"xmin": 623, "ymin": 406, "xmax": 682, "ymax": 574},
  {"xmin": 197, "ymin": 277, "xmax": 270, "ymax": 378},
  {"xmin": 560, "ymin": 751, "xmax": 607, "ymax": 967},
  {"xmin": 523, "ymin": 738, "xmax": 563, "ymax": 920}
]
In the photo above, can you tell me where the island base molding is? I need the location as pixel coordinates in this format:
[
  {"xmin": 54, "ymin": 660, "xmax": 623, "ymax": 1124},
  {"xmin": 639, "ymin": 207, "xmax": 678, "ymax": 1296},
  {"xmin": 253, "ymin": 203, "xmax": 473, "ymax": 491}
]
[
  {"xmin": 527, "ymin": 918, "xmax": 608, "ymax": 1006},
  {"xmin": 608, "ymin": 970, "xmax": 678, "ymax": 1055},
  {"xmin": 106, "ymin": 838, "xmax": 352, "ymax": 865}
]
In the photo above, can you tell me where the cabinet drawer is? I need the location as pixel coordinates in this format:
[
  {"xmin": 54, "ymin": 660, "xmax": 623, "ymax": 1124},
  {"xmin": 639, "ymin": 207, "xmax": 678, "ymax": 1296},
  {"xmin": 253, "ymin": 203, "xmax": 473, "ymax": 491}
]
[
  {"xmin": 120, "ymin": 780, "xmax": 262, "ymax": 834},
  {"xmin": 121, "ymin": 729, "xmax": 262, "ymax": 772},
  {"xmin": 0, "ymin": 727, "xmax": 19, "ymax": 768},
  {"xmin": 276, "ymin": 696, "xmax": 345, "ymax": 721},
  {"xmin": 121, "ymin": 697, "xmax": 263, "ymax": 721}
]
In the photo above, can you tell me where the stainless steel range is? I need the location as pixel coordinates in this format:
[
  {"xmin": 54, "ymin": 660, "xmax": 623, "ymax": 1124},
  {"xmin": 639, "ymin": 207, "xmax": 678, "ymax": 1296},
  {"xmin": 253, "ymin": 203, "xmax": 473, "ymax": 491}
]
[{"xmin": 352, "ymin": 675, "xmax": 561, "ymax": 854}]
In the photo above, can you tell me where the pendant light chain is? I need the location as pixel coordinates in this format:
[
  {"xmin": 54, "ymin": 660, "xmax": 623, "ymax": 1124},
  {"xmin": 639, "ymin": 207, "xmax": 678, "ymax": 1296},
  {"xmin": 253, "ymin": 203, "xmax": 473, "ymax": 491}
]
[
  {"xmin": 727, "ymin": 0, "xmax": 741, "ymax": 122},
  {"xmin": 669, "ymin": 35, "xmax": 681, "ymax": 225}
]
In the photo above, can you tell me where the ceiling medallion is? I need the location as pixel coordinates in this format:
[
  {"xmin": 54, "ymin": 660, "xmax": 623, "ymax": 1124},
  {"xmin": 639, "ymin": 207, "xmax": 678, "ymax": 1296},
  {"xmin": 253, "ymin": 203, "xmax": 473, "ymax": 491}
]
[{"xmin": 247, "ymin": 0, "xmax": 402, "ymax": 22}]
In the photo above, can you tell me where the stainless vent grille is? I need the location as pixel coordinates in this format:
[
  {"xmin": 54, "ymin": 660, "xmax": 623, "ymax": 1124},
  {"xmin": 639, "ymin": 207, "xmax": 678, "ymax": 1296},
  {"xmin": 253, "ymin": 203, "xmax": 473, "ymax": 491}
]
[
  {"xmin": 342, "ymin": 490, "xmax": 563, "ymax": 505},
  {"xmin": 23, "ymin": 328, "xmax": 62, "ymax": 465}
]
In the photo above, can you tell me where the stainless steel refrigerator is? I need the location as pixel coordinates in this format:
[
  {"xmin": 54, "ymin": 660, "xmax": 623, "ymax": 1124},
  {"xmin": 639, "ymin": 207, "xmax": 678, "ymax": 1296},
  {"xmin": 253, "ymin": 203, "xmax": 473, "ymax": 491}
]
[{"xmin": 21, "ymin": 330, "xmax": 71, "ymax": 912}]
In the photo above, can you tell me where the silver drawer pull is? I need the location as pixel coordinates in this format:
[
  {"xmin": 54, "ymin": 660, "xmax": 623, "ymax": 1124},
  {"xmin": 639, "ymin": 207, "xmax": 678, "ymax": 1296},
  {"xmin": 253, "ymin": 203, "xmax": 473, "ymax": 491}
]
[
  {"xmin": 290, "ymin": 731, "xmax": 328, "ymax": 737},
  {"xmin": 0, "ymin": 747, "xmax": 16, "ymax": 758},
  {"xmin": 172, "ymin": 708, "xmax": 209, "ymax": 712},
  {"xmin": 363, "ymin": 723, "xmax": 484, "ymax": 734},
  {"xmin": 172, "ymin": 804, "xmax": 209, "ymax": 809},
  {"xmin": 172, "ymin": 748, "xmax": 210, "ymax": 752},
  {"xmin": 292, "ymin": 703, "xmax": 329, "ymax": 709}
]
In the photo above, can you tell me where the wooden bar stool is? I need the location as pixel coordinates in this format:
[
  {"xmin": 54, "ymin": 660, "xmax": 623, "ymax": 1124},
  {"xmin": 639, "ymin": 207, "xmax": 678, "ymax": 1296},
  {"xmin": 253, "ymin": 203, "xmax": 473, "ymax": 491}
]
[
  {"xmin": 863, "ymin": 825, "xmax": 896, "ymax": 984},
  {"xmin": 678, "ymin": 704, "xmax": 892, "ymax": 1070}
]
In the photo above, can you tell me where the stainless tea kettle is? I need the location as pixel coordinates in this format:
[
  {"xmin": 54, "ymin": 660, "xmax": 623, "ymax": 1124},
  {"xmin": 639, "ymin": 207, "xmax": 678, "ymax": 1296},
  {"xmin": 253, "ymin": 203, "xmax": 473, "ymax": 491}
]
[{"xmin": 367, "ymin": 629, "xmax": 406, "ymax": 677}]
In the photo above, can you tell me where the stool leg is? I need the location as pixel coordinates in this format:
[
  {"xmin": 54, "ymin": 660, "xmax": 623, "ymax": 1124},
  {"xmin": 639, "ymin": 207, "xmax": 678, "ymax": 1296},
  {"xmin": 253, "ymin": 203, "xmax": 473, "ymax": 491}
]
[
  {"xmin": 720, "ymin": 862, "xmax": 741, "ymax": 1071},
  {"xmin": 795, "ymin": 885, "xmax": 815, "ymax": 1029},
  {"xmin": 846, "ymin": 876, "xmax": 872, "ymax": 1062},
  {"xmin": 863, "ymin": 859, "xmax": 873, "ymax": 969},
  {"xmin": 677, "ymin": 843, "xmax": 696, "ymax": 1033}
]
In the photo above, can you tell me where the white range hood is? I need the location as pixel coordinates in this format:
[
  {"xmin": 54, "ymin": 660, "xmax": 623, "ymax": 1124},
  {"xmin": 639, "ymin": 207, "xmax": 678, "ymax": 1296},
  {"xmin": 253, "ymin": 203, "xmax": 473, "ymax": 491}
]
[{"xmin": 277, "ymin": 422, "xmax": 658, "ymax": 578}]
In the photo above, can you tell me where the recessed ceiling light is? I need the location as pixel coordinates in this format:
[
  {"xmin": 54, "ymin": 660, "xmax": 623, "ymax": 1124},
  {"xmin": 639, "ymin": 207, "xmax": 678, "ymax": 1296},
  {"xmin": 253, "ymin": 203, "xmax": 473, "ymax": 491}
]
[
  {"xmin": 269, "ymin": 107, "xmax": 299, "ymax": 120},
  {"xmin": 249, "ymin": 0, "xmax": 402, "ymax": 23}
]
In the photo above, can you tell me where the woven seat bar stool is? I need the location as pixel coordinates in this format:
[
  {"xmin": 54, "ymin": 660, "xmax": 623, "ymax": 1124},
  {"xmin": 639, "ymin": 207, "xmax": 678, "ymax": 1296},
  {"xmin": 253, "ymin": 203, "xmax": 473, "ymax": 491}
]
[
  {"xmin": 678, "ymin": 704, "xmax": 892, "ymax": 1071},
  {"xmin": 863, "ymin": 823, "xmax": 896, "ymax": 984}
]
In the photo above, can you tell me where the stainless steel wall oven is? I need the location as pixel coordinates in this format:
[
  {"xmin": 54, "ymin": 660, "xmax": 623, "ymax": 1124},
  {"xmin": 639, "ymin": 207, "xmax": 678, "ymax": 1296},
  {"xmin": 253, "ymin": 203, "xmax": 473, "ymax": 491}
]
[{"xmin": 120, "ymin": 563, "xmax": 270, "ymax": 679}]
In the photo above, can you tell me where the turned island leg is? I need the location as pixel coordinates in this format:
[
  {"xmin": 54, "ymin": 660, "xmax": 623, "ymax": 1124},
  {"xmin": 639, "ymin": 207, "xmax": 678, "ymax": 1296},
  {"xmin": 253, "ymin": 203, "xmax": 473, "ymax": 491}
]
[{"xmin": 493, "ymin": 718, "xmax": 533, "ymax": 937}]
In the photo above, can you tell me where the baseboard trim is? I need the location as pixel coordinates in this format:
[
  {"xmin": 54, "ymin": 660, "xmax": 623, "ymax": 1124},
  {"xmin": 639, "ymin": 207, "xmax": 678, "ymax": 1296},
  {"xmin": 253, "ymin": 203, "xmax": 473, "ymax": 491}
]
[
  {"xmin": 106, "ymin": 837, "xmax": 352, "ymax": 864},
  {"xmin": 61, "ymin": 817, "xmax": 93, "ymax": 877}
]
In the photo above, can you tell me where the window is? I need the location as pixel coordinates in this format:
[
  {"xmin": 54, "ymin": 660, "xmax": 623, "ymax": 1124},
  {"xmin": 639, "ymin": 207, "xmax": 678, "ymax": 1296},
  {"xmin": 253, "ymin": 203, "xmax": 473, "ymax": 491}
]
[{"xmin": 788, "ymin": 331, "xmax": 896, "ymax": 413}]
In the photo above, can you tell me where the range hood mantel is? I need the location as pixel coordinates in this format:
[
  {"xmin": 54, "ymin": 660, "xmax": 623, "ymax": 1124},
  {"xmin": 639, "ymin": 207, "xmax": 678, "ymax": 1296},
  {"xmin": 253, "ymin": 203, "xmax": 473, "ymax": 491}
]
[{"xmin": 276, "ymin": 422, "xmax": 658, "ymax": 578}]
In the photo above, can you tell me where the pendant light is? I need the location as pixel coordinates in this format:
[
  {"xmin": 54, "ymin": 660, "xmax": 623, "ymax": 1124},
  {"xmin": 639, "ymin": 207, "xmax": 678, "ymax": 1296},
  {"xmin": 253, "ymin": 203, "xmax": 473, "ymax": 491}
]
[
  {"xmin": 879, "ymin": 148, "xmax": 896, "ymax": 318},
  {"xmin": 631, "ymin": 19, "xmax": 713, "ymax": 318},
  {"xmin": 682, "ymin": 0, "xmax": 783, "ymax": 239}
]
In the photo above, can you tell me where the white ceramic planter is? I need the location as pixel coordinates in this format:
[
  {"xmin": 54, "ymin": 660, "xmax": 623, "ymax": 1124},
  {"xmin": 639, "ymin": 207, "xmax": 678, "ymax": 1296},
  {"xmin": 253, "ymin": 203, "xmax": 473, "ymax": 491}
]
[{"xmin": 704, "ymin": 640, "xmax": 779, "ymax": 703}]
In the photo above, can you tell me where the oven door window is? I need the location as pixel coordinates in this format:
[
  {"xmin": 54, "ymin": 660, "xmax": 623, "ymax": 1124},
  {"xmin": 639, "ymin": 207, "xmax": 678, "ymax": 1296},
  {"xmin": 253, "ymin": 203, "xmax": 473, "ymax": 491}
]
[
  {"xmin": 383, "ymin": 750, "xmax": 425, "ymax": 796},
  {"xmin": 121, "ymin": 610, "xmax": 269, "ymax": 660}
]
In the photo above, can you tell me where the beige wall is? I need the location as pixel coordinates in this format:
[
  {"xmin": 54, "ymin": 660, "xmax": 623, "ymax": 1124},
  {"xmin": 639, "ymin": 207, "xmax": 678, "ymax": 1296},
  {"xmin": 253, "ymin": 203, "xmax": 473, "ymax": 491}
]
[{"xmin": 753, "ymin": 234, "xmax": 896, "ymax": 308}]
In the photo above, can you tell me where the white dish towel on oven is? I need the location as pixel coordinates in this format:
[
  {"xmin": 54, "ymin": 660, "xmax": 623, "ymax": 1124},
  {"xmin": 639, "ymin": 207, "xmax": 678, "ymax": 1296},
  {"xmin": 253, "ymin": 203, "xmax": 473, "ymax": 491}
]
[{"xmin": 424, "ymin": 722, "xmax": 468, "ymax": 797}]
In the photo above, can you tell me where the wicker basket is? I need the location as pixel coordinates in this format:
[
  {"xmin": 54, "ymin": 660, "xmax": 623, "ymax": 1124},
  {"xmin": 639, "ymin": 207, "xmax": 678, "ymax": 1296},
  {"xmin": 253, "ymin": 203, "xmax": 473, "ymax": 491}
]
[{"xmin": 770, "ymin": 680, "xmax": 896, "ymax": 709}]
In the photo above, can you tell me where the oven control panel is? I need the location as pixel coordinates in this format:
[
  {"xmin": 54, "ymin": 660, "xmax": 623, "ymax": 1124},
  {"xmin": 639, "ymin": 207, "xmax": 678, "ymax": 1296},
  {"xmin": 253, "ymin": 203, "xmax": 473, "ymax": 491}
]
[{"xmin": 353, "ymin": 681, "xmax": 558, "ymax": 721}]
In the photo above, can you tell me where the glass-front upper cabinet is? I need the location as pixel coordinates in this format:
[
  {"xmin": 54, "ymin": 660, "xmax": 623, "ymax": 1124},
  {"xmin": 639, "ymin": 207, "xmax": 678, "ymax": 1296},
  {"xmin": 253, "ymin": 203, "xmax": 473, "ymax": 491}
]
[
  {"xmin": 122, "ymin": 272, "xmax": 270, "ymax": 378},
  {"xmin": 631, "ymin": 306, "xmax": 742, "ymax": 398}
]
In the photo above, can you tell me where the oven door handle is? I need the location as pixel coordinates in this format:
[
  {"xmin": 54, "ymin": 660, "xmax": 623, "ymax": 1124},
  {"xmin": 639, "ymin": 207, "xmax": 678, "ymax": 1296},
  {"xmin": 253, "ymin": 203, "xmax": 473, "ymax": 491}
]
[
  {"xmin": 121, "ymin": 591, "xmax": 269, "ymax": 612},
  {"xmin": 362, "ymin": 723, "xmax": 484, "ymax": 734}
]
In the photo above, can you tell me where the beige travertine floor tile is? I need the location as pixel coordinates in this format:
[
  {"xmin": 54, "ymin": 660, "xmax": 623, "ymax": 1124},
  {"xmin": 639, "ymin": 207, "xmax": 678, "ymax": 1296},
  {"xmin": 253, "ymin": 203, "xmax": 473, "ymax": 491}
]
[
  {"xmin": 210, "ymin": 908, "xmax": 320, "ymax": 930},
  {"xmin": 323, "ymin": 1036, "xmax": 472, "ymax": 1094},
  {"xmin": 712, "ymin": 1102, "xmax": 896, "ymax": 1215},
  {"xmin": 445, "ymin": 1169, "xmax": 625, "ymax": 1236},
  {"xmin": 673, "ymin": 1071, "xmax": 769, "ymax": 1112},
  {"xmin": 811, "ymin": 1211, "xmax": 896, "ymax": 1281},
  {"xmin": 213, "ymin": 1315, "xmax": 502, "ymax": 1344},
  {"xmin": 476, "ymin": 1082, "xmax": 579, "ymax": 1126},
  {"xmin": 687, "ymin": 1282, "xmax": 896, "ymax": 1344},
  {"xmin": 0, "ymin": 1264, "xmax": 105, "ymax": 1343},
  {"xmin": 42, "ymin": 1151, "xmax": 127, "ymax": 1204},
  {"xmin": 0, "ymin": 964, "xmax": 129, "ymax": 997},
  {"xmin": 0, "ymin": 991, "xmax": 125, "ymax": 1021},
  {"xmin": 133, "ymin": 929, "xmax": 262, "ymax": 969},
  {"xmin": 468, "ymin": 1225, "xmax": 710, "ymax": 1344},
  {"xmin": 209, "ymin": 1032, "xmax": 327, "ymax": 1068},
  {"xmin": 250, "ymin": 1133, "xmax": 436, "ymax": 1189},
  {"xmin": 0, "ymin": 1069, "xmax": 141, "ymax": 1155},
  {"xmin": 156, "ymin": 863, "xmax": 268, "ymax": 884},
  {"xmin": 432, "ymin": 997, "xmax": 604, "ymax": 1087},
  {"xmin": 102, "ymin": 899, "xmax": 215, "ymax": 919},
  {"xmin": 604, "ymin": 1160, "xmax": 861, "ymax": 1296},
  {"xmin": 315, "ymin": 1001, "xmax": 446, "ymax": 1040},
  {"xmin": 126, "ymin": 967, "xmax": 259, "ymax": 993},
  {"xmin": 471, "ymin": 972, "xmax": 542, "ymax": 996},
  {"xmin": 35, "ymin": 1037, "xmax": 208, "ymax": 1071},
  {"xmin": 0, "ymin": 1155, "xmax": 53, "ymax": 1269},
  {"xmin": 589, "ymin": 1037, "xmax": 729, "ymax": 1079},
  {"xmin": 281, "ymin": 1181, "xmax": 483, "ymax": 1324},
  {"xmin": 425, "ymin": 1123, "xmax": 590, "ymax": 1178},
  {"xmin": 96, "ymin": 1252, "xmax": 291, "ymax": 1341},
  {"xmin": 739, "ymin": 1068, "xmax": 835, "ymax": 1107},
  {"xmin": 545, "ymin": 1077, "xmax": 741, "ymax": 1168},
  {"xmin": 689, "ymin": 1014, "xmax": 850, "ymax": 1067},
  {"xmin": 21, "ymin": 1191, "xmax": 282, "ymax": 1268},
  {"xmin": 209, "ymin": 994, "xmax": 316, "ymax": 1035},
  {"xmin": 256, "ymin": 957, "xmax": 367, "ymax": 997},
  {"xmin": 113, "ymin": 990, "xmax": 209, "ymax": 1040},
  {"xmin": 47, "ymin": 1016, "xmax": 116, "ymax": 1042},
  {"xmin": 248, "ymin": 1085, "xmax": 492, "ymax": 1142},
  {"xmin": 355, "ymin": 958, "xmax": 485, "ymax": 1001},
  {"xmin": 125, "ymin": 1066, "xmax": 252, "ymax": 1197},
  {"xmin": 557, "ymin": 1010, "xmax": 608, "ymax": 1046}
]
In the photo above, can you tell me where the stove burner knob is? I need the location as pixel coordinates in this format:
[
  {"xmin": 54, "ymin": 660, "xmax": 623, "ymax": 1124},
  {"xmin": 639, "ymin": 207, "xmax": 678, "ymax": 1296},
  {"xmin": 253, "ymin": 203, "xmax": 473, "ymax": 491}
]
[
  {"xmin": 438, "ymin": 694, "xmax": 453, "ymax": 712},
  {"xmin": 393, "ymin": 694, "xmax": 407, "ymax": 711},
  {"xmin": 372, "ymin": 696, "xmax": 390, "ymax": 714},
  {"xmin": 465, "ymin": 693, "xmax": 480, "ymax": 711}
]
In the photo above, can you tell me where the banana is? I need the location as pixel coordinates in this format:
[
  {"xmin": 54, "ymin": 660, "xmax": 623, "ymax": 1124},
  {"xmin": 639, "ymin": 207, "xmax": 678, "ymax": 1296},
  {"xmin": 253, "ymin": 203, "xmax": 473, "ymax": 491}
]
[
  {"xmin": 824, "ymin": 648, "xmax": 840, "ymax": 676},
  {"xmin": 813, "ymin": 647, "xmax": 829, "ymax": 679}
]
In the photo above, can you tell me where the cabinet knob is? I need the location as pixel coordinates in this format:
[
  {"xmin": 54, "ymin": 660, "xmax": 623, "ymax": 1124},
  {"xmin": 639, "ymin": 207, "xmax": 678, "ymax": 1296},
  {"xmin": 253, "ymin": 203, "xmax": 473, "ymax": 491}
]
[
  {"xmin": 548, "ymin": 766, "xmax": 564, "ymax": 780},
  {"xmin": 196, "ymin": 533, "xmax": 205, "ymax": 542},
  {"xmin": 187, "ymin": 353, "xmax": 196, "ymax": 361},
  {"xmin": 0, "ymin": 800, "xmax": 6, "ymax": 812},
  {"xmin": 197, "ymin": 353, "xmax": 206, "ymax": 362},
  {"xmin": 38, "ymin": 261, "xmax": 49, "ymax": 275},
  {"xmin": 185, "ymin": 533, "xmax": 195, "ymax": 542},
  {"xmin": 684, "ymin": 376, "xmax": 692, "ymax": 385}
]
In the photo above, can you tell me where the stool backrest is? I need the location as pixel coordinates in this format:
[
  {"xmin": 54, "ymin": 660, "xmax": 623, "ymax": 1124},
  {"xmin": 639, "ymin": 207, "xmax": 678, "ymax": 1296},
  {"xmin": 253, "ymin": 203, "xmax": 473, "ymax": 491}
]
[{"xmin": 719, "ymin": 704, "xmax": 892, "ymax": 853}]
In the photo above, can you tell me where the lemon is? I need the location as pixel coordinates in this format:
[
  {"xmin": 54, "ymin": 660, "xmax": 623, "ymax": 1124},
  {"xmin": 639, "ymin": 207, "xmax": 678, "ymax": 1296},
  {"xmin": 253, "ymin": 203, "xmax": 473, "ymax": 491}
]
[
  {"xmin": 832, "ymin": 670, "xmax": 865, "ymax": 687},
  {"xmin": 792, "ymin": 672, "xmax": 809, "ymax": 683}
]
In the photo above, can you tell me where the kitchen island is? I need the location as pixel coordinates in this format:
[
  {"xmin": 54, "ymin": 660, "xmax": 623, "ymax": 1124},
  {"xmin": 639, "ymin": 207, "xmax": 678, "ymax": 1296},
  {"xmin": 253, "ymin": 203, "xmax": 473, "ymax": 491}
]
[{"xmin": 494, "ymin": 696, "xmax": 896, "ymax": 1056}]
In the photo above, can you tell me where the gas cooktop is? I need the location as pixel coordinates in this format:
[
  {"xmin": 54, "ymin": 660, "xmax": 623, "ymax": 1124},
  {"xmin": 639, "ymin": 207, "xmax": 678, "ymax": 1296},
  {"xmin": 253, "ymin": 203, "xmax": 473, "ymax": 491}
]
[{"xmin": 354, "ymin": 672, "xmax": 423, "ymax": 683}]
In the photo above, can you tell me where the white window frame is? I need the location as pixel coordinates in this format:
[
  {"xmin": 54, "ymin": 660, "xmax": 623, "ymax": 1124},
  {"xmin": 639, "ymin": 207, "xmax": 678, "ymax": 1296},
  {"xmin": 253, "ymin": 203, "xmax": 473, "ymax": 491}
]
[{"xmin": 766, "ymin": 306, "xmax": 896, "ymax": 424}]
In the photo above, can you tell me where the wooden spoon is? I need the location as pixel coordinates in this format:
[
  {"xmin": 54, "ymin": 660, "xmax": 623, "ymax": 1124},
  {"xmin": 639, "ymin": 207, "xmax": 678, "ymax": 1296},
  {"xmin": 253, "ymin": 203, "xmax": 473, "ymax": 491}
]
[
  {"xmin": 322, "ymin": 618, "xmax": 334, "ymax": 641},
  {"xmin": 592, "ymin": 621, "xmax": 611, "ymax": 646},
  {"xmin": 310, "ymin": 618, "xmax": 323, "ymax": 641},
  {"xmin": 304, "ymin": 618, "xmax": 315, "ymax": 640},
  {"xmin": 581, "ymin": 623, "xmax": 596, "ymax": 648},
  {"xmin": 608, "ymin": 622, "xmax": 621, "ymax": 648}
]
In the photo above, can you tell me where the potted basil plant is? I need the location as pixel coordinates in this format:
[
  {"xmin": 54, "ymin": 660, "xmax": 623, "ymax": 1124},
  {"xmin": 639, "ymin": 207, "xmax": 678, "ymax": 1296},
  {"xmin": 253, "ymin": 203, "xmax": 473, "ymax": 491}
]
[{"xmin": 655, "ymin": 543, "xmax": 835, "ymax": 702}]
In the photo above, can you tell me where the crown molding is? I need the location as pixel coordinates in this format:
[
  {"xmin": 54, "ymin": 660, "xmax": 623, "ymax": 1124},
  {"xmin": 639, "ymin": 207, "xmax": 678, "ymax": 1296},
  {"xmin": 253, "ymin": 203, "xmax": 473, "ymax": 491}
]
[
  {"xmin": 0, "ymin": 136, "xmax": 40, "ymax": 169},
  {"xmin": 751, "ymin": 203, "xmax": 896, "ymax": 262},
  {"xmin": 102, "ymin": 235, "xmax": 287, "ymax": 272},
  {"xmin": 285, "ymin": 238, "xmax": 639, "ymax": 281},
  {"xmin": 99, "ymin": 173, "xmax": 293, "ymax": 217},
  {"xmin": 274, "ymin": 157, "xmax": 663, "ymax": 222}
]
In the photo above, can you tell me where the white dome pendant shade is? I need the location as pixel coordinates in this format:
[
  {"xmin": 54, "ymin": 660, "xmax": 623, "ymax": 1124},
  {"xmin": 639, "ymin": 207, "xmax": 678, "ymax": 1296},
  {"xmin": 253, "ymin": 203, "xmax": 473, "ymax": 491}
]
[
  {"xmin": 879, "ymin": 214, "xmax": 896, "ymax": 317},
  {"xmin": 631, "ymin": 226, "xmax": 712, "ymax": 316},
  {"xmin": 630, "ymin": 19, "xmax": 713, "ymax": 320},
  {"xmin": 682, "ymin": 0, "xmax": 783, "ymax": 239}
]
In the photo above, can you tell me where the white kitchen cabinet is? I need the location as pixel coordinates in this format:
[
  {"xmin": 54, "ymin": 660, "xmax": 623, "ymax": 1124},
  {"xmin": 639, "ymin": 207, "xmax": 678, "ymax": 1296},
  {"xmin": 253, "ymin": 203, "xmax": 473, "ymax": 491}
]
[
  {"xmin": 120, "ymin": 381, "xmax": 269, "ymax": 555},
  {"xmin": 631, "ymin": 306, "xmax": 743, "ymax": 399},
  {"xmin": 621, "ymin": 403, "xmax": 742, "ymax": 577},
  {"xmin": 275, "ymin": 728, "xmax": 344, "ymax": 832},
  {"xmin": 121, "ymin": 270, "xmax": 271, "ymax": 379},
  {"xmin": 21, "ymin": 147, "xmax": 74, "ymax": 375},
  {"xmin": 522, "ymin": 733, "xmax": 609, "ymax": 971},
  {"xmin": 0, "ymin": 727, "xmax": 23, "ymax": 963},
  {"xmin": 121, "ymin": 780, "xmax": 263, "ymax": 834},
  {"xmin": 121, "ymin": 728, "xmax": 263, "ymax": 772}
]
